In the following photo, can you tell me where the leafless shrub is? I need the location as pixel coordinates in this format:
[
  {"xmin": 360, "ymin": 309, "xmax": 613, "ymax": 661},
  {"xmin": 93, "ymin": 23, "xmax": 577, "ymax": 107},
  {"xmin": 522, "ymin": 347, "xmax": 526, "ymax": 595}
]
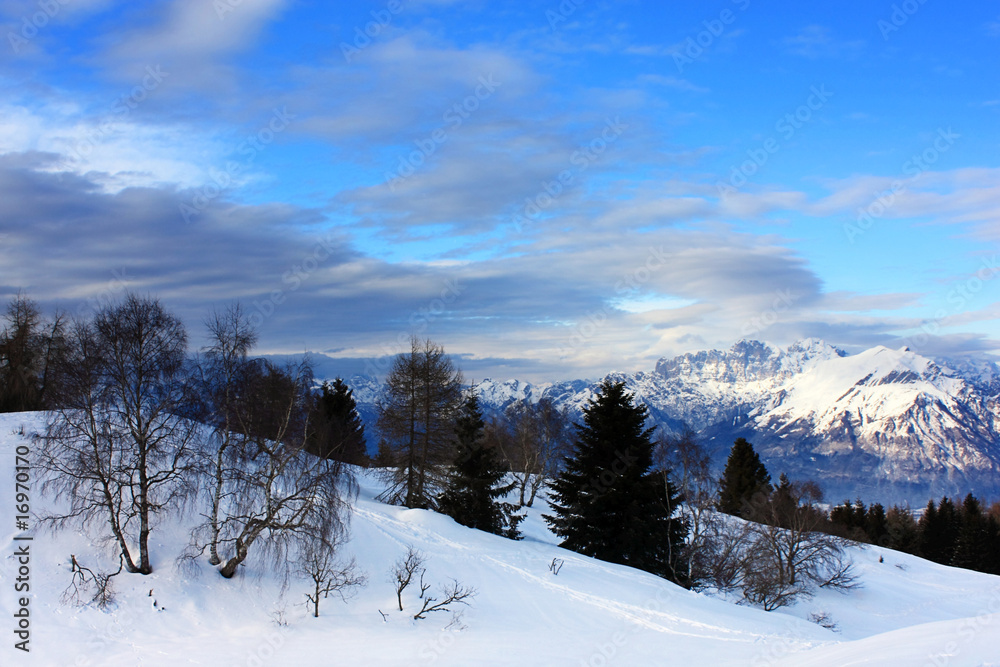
[
  {"xmin": 809, "ymin": 611, "xmax": 839, "ymax": 631},
  {"xmin": 392, "ymin": 546, "xmax": 426, "ymax": 611},
  {"xmin": 412, "ymin": 580, "xmax": 476, "ymax": 620},
  {"xmin": 696, "ymin": 475, "xmax": 861, "ymax": 610},
  {"xmin": 63, "ymin": 554, "xmax": 119, "ymax": 609},
  {"xmin": 298, "ymin": 538, "xmax": 367, "ymax": 618}
]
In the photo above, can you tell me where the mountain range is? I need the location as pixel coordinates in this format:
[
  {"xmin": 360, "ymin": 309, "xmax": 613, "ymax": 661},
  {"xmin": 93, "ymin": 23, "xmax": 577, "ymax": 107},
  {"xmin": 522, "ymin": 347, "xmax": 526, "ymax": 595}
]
[{"xmin": 320, "ymin": 339, "xmax": 1000, "ymax": 506}]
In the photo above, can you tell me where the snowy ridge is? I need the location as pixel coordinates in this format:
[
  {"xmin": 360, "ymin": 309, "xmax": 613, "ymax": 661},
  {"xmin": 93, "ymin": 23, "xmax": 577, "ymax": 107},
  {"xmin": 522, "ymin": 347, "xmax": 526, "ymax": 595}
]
[{"xmin": 338, "ymin": 339, "xmax": 1000, "ymax": 504}]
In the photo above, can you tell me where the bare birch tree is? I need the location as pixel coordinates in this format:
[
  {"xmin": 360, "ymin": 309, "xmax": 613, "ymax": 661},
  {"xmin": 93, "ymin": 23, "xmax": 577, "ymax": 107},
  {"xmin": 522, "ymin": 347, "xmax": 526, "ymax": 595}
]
[
  {"xmin": 38, "ymin": 294, "xmax": 196, "ymax": 575},
  {"xmin": 193, "ymin": 303, "xmax": 258, "ymax": 565},
  {"xmin": 197, "ymin": 359, "xmax": 356, "ymax": 579},
  {"xmin": 494, "ymin": 398, "xmax": 571, "ymax": 507},
  {"xmin": 298, "ymin": 534, "xmax": 366, "ymax": 618},
  {"xmin": 655, "ymin": 426, "xmax": 716, "ymax": 586}
]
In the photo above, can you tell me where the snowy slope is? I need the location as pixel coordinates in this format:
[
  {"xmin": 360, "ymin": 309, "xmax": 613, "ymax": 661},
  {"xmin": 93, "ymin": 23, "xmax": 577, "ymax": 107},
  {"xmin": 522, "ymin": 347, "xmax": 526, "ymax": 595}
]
[{"xmin": 3, "ymin": 412, "xmax": 1000, "ymax": 666}]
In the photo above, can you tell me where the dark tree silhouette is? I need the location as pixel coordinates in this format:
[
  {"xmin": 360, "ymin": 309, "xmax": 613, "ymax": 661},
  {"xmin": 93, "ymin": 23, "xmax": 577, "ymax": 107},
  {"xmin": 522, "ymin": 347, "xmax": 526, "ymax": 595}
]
[
  {"xmin": 545, "ymin": 380, "xmax": 688, "ymax": 583},
  {"xmin": 311, "ymin": 378, "xmax": 367, "ymax": 465},
  {"xmin": 438, "ymin": 393, "xmax": 523, "ymax": 539},
  {"xmin": 717, "ymin": 437, "xmax": 772, "ymax": 518},
  {"xmin": 0, "ymin": 292, "xmax": 68, "ymax": 412}
]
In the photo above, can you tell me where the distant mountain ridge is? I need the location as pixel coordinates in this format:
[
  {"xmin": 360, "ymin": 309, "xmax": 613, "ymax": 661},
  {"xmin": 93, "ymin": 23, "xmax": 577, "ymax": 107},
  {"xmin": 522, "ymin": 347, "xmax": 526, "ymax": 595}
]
[{"xmin": 322, "ymin": 339, "xmax": 1000, "ymax": 505}]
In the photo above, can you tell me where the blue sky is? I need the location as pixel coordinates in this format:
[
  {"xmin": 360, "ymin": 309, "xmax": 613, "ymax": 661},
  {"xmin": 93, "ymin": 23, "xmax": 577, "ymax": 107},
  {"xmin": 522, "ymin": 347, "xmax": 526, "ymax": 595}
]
[{"xmin": 1, "ymin": 0, "xmax": 998, "ymax": 381}]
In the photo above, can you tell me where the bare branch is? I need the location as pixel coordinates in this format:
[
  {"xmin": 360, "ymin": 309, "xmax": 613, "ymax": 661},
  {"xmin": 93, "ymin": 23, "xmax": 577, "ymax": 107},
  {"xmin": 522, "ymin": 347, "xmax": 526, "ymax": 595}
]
[
  {"xmin": 412, "ymin": 580, "xmax": 476, "ymax": 620},
  {"xmin": 392, "ymin": 546, "xmax": 425, "ymax": 612}
]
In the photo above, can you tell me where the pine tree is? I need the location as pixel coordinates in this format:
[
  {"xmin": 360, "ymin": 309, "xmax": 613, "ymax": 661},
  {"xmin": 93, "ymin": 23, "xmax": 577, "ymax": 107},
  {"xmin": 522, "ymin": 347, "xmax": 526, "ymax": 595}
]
[
  {"xmin": 865, "ymin": 503, "xmax": 889, "ymax": 546},
  {"xmin": 544, "ymin": 380, "xmax": 688, "ymax": 583},
  {"xmin": 437, "ymin": 393, "xmax": 523, "ymax": 539},
  {"xmin": 918, "ymin": 499, "xmax": 943, "ymax": 562},
  {"xmin": 952, "ymin": 493, "xmax": 989, "ymax": 571},
  {"xmin": 766, "ymin": 473, "xmax": 798, "ymax": 528},
  {"xmin": 312, "ymin": 378, "xmax": 367, "ymax": 465},
  {"xmin": 884, "ymin": 504, "xmax": 920, "ymax": 553},
  {"xmin": 717, "ymin": 437, "xmax": 772, "ymax": 518},
  {"xmin": 919, "ymin": 497, "xmax": 961, "ymax": 564}
]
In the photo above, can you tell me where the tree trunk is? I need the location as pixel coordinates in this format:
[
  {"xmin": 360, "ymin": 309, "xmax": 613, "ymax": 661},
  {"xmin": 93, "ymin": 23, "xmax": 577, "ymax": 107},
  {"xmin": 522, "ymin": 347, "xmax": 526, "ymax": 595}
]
[
  {"xmin": 138, "ymin": 432, "xmax": 152, "ymax": 574},
  {"xmin": 527, "ymin": 475, "xmax": 541, "ymax": 507},
  {"xmin": 208, "ymin": 440, "xmax": 228, "ymax": 565}
]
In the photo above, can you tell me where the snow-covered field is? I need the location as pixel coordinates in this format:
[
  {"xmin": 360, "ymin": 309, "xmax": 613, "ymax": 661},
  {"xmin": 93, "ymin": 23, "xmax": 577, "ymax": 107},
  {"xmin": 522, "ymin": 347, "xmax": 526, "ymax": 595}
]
[{"xmin": 2, "ymin": 412, "xmax": 999, "ymax": 666}]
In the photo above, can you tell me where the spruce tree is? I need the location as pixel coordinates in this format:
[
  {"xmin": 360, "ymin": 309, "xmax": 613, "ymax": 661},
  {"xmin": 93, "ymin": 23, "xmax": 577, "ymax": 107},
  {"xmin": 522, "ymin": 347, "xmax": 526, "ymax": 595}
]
[
  {"xmin": 438, "ymin": 393, "xmax": 522, "ymax": 539},
  {"xmin": 952, "ymin": 493, "xmax": 989, "ymax": 571},
  {"xmin": 919, "ymin": 497, "xmax": 961, "ymax": 564},
  {"xmin": 544, "ymin": 380, "xmax": 688, "ymax": 583},
  {"xmin": 865, "ymin": 503, "xmax": 889, "ymax": 546},
  {"xmin": 313, "ymin": 378, "xmax": 367, "ymax": 465},
  {"xmin": 717, "ymin": 437, "xmax": 772, "ymax": 518},
  {"xmin": 884, "ymin": 505, "xmax": 920, "ymax": 553},
  {"xmin": 918, "ymin": 499, "xmax": 943, "ymax": 562}
]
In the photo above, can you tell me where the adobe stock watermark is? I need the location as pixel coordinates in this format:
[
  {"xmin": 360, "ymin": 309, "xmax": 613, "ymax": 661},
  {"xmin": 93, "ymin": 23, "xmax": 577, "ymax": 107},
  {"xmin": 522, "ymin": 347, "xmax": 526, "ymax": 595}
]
[
  {"xmin": 246, "ymin": 233, "xmax": 342, "ymax": 329},
  {"xmin": 921, "ymin": 585, "xmax": 1000, "ymax": 667},
  {"xmin": 878, "ymin": 0, "xmax": 930, "ymax": 40},
  {"xmin": 741, "ymin": 289, "xmax": 796, "ymax": 336},
  {"xmin": 62, "ymin": 66, "xmax": 169, "ymax": 166},
  {"xmin": 896, "ymin": 252, "xmax": 1000, "ymax": 350},
  {"xmin": 577, "ymin": 586, "xmax": 681, "ymax": 667},
  {"xmin": 75, "ymin": 268, "xmax": 133, "ymax": 319},
  {"xmin": 673, "ymin": 0, "xmax": 752, "ymax": 73},
  {"xmin": 213, "ymin": 0, "xmax": 267, "ymax": 21},
  {"xmin": 71, "ymin": 609, "xmax": 136, "ymax": 666},
  {"xmin": 843, "ymin": 127, "xmax": 959, "ymax": 244},
  {"xmin": 545, "ymin": 0, "xmax": 587, "ymax": 31},
  {"xmin": 558, "ymin": 245, "xmax": 669, "ymax": 359},
  {"xmin": 363, "ymin": 278, "xmax": 464, "ymax": 377},
  {"xmin": 7, "ymin": 0, "xmax": 72, "ymax": 54},
  {"xmin": 179, "ymin": 107, "xmax": 295, "ymax": 224},
  {"xmin": 385, "ymin": 74, "xmax": 501, "ymax": 191},
  {"xmin": 510, "ymin": 116, "xmax": 628, "ymax": 233},
  {"xmin": 716, "ymin": 84, "xmax": 833, "ymax": 199},
  {"xmin": 340, "ymin": 0, "xmax": 406, "ymax": 63}
]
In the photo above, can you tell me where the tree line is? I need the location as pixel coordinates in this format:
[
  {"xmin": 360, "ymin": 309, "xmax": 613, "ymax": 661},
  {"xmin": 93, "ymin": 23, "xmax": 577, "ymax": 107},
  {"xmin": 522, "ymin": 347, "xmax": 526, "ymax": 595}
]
[{"xmin": 827, "ymin": 493, "xmax": 1000, "ymax": 575}]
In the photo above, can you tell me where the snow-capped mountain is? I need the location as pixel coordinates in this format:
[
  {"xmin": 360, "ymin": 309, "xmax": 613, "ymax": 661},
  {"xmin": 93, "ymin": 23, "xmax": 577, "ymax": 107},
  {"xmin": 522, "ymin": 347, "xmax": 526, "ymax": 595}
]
[{"xmin": 335, "ymin": 339, "xmax": 1000, "ymax": 505}]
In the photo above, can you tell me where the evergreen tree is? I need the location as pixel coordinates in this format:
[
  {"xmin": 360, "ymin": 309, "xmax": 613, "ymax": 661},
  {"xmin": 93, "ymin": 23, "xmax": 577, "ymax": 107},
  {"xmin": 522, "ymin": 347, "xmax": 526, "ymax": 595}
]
[
  {"xmin": 865, "ymin": 503, "xmax": 889, "ymax": 546},
  {"xmin": 312, "ymin": 378, "xmax": 367, "ymax": 465},
  {"xmin": 437, "ymin": 393, "xmax": 523, "ymax": 539},
  {"xmin": 952, "ymin": 493, "xmax": 989, "ymax": 571},
  {"xmin": 766, "ymin": 473, "xmax": 798, "ymax": 528},
  {"xmin": 985, "ymin": 514, "xmax": 1000, "ymax": 575},
  {"xmin": 919, "ymin": 497, "xmax": 961, "ymax": 564},
  {"xmin": 717, "ymin": 437, "xmax": 772, "ymax": 518},
  {"xmin": 544, "ymin": 380, "xmax": 688, "ymax": 583},
  {"xmin": 884, "ymin": 505, "xmax": 920, "ymax": 553},
  {"xmin": 918, "ymin": 499, "xmax": 943, "ymax": 562}
]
